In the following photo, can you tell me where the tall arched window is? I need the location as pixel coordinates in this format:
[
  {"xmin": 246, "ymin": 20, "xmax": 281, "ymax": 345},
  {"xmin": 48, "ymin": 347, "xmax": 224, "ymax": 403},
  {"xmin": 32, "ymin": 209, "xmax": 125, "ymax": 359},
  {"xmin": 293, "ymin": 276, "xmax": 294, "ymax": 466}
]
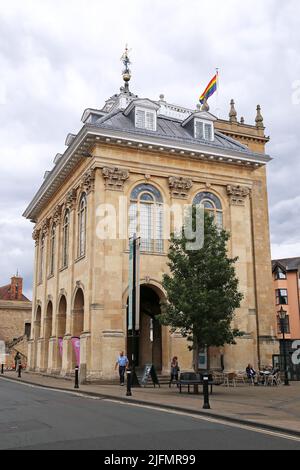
[
  {"xmin": 39, "ymin": 234, "xmax": 45, "ymax": 284},
  {"xmin": 193, "ymin": 192, "xmax": 223, "ymax": 229},
  {"xmin": 78, "ymin": 194, "xmax": 87, "ymax": 257},
  {"xmin": 129, "ymin": 184, "xmax": 163, "ymax": 253},
  {"xmin": 49, "ymin": 224, "xmax": 56, "ymax": 276},
  {"xmin": 62, "ymin": 210, "xmax": 70, "ymax": 268}
]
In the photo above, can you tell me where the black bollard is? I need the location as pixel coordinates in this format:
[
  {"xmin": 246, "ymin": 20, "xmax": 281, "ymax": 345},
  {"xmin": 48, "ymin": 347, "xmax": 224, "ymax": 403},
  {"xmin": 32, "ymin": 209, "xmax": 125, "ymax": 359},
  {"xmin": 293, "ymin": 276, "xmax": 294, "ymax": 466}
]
[
  {"xmin": 74, "ymin": 366, "xmax": 79, "ymax": 389},
  {"xmin": 202, "ymin": 376, "xmax": 211, "ymax": 409},
  {"xmin": 1, "ymin": 364, "xmax": 4, "ymax": 374},
  {"xmin": 126, "ymin": 369, "xmax": 132, "ymax": 397},
  {"xmin": 18, "ymin": 364, "xmax": 22, "ymax": 378}
]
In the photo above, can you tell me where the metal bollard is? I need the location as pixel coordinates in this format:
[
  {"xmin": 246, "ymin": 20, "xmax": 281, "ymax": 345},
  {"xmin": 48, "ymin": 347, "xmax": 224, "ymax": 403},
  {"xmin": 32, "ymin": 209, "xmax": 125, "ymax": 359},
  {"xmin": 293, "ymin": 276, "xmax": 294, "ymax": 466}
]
[
  {"xmin": 74, "ymin": 366, "xmax": 79, "ymax": 389},
  {"xmin": 202, "ymin": 376, "xmax": 211, "ymax": 409},
  {"xmin": 18, "ymin": 364, "xmax": 22, "ymax": 378},
  {"xmin": 1, "ymin": 364, "xmax": 4, "ymax": 374},
  {"xmin": 126, "ymin": 369, "xmax": 132, "ymax": 396}
]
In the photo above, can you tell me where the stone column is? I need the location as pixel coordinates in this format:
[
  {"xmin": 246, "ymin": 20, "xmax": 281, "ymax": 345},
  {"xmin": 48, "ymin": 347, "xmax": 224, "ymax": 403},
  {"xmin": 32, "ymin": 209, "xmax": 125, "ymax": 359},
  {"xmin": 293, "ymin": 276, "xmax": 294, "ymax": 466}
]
[{"xmin": 28, "ymin": 228, "xmax": 40, "ymax": 371}]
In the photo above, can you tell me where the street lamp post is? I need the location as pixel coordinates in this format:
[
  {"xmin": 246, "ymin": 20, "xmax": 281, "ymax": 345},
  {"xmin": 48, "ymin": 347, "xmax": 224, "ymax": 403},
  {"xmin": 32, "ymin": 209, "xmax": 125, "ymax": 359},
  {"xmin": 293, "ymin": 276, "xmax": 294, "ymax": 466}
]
[{"xmin": 278, "ymin": 306, "xmax": 290, "ymax": 386}]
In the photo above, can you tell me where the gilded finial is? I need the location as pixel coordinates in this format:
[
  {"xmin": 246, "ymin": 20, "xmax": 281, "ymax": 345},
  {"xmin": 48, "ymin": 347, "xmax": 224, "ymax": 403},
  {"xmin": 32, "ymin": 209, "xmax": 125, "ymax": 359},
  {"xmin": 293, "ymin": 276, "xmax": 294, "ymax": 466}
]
[
  {"xmin": 201, "ymin": 98, "xmax": 210, "ymax": 112},
  {"xmin": 255, "ymin": 105, "xmax": 264, "ymax": 128},
  {"xmin": 120, "ymin": 44, "xmax": 131, "ymax": 93},
  {"xmin": 229, "ymin": 99, "xmax": 237, "ymax": 123}
]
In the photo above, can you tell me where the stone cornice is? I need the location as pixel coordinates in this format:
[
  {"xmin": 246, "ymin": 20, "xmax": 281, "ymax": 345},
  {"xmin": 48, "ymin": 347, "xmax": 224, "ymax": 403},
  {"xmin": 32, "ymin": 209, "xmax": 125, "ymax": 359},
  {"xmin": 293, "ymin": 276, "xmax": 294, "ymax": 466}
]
[{"xmin": 23, "ymin": 124, "xmax": 271, "ymax": 222}]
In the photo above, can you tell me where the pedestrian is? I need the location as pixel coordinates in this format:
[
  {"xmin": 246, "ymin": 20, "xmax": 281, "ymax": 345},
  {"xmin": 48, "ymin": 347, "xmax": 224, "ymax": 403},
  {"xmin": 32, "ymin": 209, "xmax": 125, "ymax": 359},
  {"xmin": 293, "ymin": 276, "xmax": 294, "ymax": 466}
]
[
  {"xmin": 115, "ymin": 351, "xmax": 129, "ymax": 386},
  {"xmin": 14, "ymin": 352, "xmax": 21, "ymax": 372},
  {"xmin": 170, "ymin": 356, "xmax": 180, "ymax": 384}
]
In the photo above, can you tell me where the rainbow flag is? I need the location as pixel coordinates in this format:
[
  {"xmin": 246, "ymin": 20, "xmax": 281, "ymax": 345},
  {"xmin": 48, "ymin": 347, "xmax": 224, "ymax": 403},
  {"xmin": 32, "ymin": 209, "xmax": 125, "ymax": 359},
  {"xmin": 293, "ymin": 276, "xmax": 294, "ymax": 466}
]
[{"xmin": 199, "ymin": 73, "xmax": 218, "ymax": 104}]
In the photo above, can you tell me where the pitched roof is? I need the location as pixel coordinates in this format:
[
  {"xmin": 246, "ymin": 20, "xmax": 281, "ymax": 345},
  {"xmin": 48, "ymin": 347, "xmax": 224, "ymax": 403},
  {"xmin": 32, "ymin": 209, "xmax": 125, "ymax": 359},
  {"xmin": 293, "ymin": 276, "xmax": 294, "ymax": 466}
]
[
  {"xmin": 272, "ymin": 257, "xmax": 300, "ymax": 272},
  {"xmin": 0, "ymin": 284, "xmax": 30, "ymax": 302}
]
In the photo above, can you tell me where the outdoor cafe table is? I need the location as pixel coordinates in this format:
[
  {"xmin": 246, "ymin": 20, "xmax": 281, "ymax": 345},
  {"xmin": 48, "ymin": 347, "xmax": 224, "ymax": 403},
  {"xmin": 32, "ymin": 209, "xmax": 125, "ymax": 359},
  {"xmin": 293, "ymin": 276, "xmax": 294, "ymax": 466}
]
[{"xmin": 259, "ymin": 370, "xmax": 271, "ymax": 385}]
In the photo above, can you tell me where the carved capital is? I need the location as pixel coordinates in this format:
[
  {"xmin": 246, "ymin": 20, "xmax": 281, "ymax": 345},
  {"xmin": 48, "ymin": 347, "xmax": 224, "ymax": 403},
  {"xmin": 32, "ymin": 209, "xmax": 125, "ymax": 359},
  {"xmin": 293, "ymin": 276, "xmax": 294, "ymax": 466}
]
[
  {"xmin": 169, "ymin": 176, "xmax": 193, "ymax": 199},
  {"xmin": 52, "ymin": 205, "xmax": 63, "ymax": 225},
  {"xmin": 82, "ymin": 169, "xmax": 96, "ymax": 194},
  {"xmin": 227, "ymin": 185, "xmax": 251, "ymax": 206},
  {"xmin": 41, "ymin": 219, "xmax": 50, "ymax": 237},
  {"xmin": 32, "ymin": 228, "xmax": 41, "ymax": 246},
  {"xmin": 102, "ymin": 166, "xmax": 129, "ymax": 191},
  {"xmin": 65, "ymin": 188, "xmax": 77, "ymax": 211}
]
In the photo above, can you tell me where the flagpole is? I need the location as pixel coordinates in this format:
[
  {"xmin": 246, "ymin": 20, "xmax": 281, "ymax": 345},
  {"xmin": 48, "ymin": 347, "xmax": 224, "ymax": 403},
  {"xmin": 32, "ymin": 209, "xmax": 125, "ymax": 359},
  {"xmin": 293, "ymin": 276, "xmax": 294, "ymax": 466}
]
[{"xmin": 216, "ymin": 68, "xmax": 220, "ymax": 118}]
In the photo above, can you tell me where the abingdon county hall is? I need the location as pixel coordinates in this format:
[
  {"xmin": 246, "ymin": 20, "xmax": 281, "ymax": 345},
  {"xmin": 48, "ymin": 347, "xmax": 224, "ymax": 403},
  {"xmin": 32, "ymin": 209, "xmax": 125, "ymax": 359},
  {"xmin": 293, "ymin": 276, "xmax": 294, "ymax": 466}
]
[{"xmin": 23, "ymin": 56, "xmax": 278, "ymax": 382}]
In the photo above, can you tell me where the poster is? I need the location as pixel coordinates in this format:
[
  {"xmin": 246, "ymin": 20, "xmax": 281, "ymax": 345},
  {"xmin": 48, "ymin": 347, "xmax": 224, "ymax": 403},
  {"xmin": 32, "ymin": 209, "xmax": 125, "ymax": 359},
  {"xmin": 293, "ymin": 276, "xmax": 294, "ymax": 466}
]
[
  {"xmin": 71, "ymin": 337, "xmax": 80, "ymax": 366},
  {"xmin": 58, "ymin": 338, "xmax": 63, "ymax": 357}
]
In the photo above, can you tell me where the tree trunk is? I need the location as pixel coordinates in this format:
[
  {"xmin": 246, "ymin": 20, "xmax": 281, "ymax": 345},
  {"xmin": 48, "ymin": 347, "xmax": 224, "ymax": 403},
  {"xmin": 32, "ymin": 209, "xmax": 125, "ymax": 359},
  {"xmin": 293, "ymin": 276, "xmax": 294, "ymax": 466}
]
[{"xmin": 193, "ymin": 342, "xmax": 199, "ymax": 394}]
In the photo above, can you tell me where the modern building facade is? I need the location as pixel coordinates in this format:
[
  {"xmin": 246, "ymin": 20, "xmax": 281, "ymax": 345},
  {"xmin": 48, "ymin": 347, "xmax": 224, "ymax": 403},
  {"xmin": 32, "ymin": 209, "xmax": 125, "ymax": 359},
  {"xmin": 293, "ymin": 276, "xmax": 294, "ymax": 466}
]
[
  {"xmin": 272, "ymin": 258, "xmax": 300, "ymax": 379},
  {"xmin": 24, "ymin": 56, "xmax": 278, "ymax": 381}
]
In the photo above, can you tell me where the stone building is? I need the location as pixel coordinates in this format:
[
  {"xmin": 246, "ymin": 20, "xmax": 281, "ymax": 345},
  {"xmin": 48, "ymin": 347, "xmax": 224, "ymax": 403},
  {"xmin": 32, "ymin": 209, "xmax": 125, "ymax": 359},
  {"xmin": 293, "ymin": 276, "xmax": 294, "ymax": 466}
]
[
  {"xmin": 0, "ymin": 275, "xmax": 32, "ymax": 366},
  {"xmin": 23, "ymin": 55, "xmax": 278, "ymax": 381}
]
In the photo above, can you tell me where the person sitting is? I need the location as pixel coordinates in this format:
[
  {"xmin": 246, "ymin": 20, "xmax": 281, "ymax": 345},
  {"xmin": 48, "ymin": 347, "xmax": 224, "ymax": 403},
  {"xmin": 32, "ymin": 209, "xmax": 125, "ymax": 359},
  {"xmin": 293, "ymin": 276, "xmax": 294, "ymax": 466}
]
[{"xmin": 246, "ymin": 364, "xmax": 257, "ymax": 384}]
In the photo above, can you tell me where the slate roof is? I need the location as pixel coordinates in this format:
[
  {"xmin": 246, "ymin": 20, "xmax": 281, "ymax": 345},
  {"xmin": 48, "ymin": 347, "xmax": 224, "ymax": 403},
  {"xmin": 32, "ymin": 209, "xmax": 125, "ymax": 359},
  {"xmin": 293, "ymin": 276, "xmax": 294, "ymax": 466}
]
[
  {"xmin": 94, "ymin": 109, "xmax": 257, "ymax": 156},
  {"xmin": 272, "ymin": 257, "xmax": 300, "ymax": 272}
]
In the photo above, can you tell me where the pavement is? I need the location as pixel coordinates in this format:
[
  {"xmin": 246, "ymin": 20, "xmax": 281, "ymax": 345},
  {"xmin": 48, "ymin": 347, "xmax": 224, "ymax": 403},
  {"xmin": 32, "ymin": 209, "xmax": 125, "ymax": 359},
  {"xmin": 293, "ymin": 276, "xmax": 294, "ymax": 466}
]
[{"xmin": 1, "ymin": 370, "xmax": 300, "ymax": 437}]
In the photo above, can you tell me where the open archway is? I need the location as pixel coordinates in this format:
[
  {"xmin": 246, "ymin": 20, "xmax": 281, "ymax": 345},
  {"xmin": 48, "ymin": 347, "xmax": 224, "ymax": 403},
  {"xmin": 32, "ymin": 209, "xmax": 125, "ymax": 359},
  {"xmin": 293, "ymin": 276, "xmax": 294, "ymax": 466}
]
[
  {"xmin": 34, "ymin": 305, "xmax": 41, "ymax": 341},
  {"xmin": 71, "ymin": 288, "xmax": 84, "ymax": 367},
  {"xmin": 127, "ymin": 285, "xmax": 162, "ymax": 372},
  {"xmin": 33, "ymin": 305, "xmax": 42, "ymax": 369},
  {"xmin": 44, "ymin": 301, "xmax": 53, "ymax": 370},
  {"xmin": 57, "ymin": 296, "xmax": 67, "ymax": 369}
]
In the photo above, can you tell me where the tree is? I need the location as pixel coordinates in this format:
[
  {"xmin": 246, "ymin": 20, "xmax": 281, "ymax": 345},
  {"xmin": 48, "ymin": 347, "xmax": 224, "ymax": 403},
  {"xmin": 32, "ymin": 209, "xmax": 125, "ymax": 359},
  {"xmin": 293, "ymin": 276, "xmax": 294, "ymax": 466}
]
[{"xmin": 159, "ymin": 209, "xmax": 243, "ymax": 372}]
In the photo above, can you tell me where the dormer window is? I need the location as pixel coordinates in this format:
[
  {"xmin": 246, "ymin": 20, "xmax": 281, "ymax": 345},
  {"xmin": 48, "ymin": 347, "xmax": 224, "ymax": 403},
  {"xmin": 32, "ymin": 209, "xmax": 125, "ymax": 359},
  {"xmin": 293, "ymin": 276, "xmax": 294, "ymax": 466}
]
[
  {"xmin": 135, "ymin": 107, "xmax": 156, "ymax": 131},
  {"xmin": 194, "ymin": 119, "xmax": 214, "ymax": 141}
]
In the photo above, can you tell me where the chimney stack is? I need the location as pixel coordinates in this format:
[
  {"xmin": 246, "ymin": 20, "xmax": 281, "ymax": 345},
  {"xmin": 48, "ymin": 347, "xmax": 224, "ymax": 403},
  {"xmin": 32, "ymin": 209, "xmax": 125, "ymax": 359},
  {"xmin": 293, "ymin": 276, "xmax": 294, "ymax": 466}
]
[{"xmin": 10, "ymin": 275, "xmax": 23, "ymax": 301}]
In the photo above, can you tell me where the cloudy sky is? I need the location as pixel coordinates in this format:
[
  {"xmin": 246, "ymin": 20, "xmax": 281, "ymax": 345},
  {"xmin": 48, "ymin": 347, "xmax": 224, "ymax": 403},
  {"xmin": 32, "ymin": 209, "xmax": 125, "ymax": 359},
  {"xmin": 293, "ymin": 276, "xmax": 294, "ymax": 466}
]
[{"xmin": 0, "ymin": 0, "xmax": 299, "ymax": 297}]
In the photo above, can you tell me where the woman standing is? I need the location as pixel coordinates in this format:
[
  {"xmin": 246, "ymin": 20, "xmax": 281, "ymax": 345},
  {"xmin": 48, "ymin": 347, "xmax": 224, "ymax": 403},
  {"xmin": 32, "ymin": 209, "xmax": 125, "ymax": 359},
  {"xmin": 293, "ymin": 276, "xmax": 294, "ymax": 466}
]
[{"xmin": 170, "ymin": 356, "xmax": 180, "ymax": 384}]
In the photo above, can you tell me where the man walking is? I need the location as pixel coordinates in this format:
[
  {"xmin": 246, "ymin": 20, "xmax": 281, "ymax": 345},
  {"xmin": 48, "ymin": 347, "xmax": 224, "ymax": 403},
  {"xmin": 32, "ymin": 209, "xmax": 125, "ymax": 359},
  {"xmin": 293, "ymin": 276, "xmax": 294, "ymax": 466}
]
[{"xmin": 115, "ymin": 351, "xmax": 129, "ymax": 386}]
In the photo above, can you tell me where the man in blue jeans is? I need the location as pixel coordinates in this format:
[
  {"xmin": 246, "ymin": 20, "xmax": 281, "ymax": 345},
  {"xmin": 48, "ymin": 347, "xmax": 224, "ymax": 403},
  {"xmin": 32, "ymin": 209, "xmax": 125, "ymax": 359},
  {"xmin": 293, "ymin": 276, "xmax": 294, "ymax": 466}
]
[{"xmin": 115, "ymin": 351, "xmax": 129, "ymax": 385}]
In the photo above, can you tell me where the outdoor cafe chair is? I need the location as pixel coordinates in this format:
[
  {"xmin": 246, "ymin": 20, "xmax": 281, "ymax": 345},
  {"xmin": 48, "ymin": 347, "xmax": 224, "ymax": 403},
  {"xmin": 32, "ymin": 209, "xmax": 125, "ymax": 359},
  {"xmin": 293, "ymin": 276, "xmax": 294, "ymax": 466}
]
[
  {"xmin": 235, "ymin": 371, "xmax": 247, "ymax": 385},
  {"xmin": 223, "ymin": 372, "xmax": 237, "ymax": 387},
  {"xmin": 267, "ymin": 372, "xmax": 281, "ymax": 386}
]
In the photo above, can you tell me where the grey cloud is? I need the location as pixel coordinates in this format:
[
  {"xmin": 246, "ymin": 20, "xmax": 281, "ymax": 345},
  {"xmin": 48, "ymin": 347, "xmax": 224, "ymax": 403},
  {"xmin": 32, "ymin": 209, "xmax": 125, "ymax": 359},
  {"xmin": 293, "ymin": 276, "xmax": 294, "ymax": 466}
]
[{"xmin": 0, "ymin": 0, "xmax": 299, "ymax": 295}]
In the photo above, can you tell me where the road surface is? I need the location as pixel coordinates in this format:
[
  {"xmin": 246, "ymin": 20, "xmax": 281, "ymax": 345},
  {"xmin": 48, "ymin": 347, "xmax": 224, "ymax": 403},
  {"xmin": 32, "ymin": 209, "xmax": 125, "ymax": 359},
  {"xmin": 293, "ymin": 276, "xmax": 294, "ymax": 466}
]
[{"xmin": 0, "ymin": 378, "xmax": 299, "ymax": 450}]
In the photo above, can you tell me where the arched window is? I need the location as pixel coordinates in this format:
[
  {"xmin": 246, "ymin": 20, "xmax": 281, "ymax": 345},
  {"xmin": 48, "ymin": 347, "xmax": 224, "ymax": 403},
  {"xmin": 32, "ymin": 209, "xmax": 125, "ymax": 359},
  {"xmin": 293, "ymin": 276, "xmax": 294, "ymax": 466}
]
[
  {"xmin": 193, "ymin": 192, "xmax": 223, "ymax": 229},
  {"xmin": 129, "ymin": 184, "xmax": 163, "ymax": 253},
  {"xmin": 62, "ymin": 210, "xmax": 70, "ymax": 268},
  {"xmin": 49, "ymin": 224, "xmax": 56, "ymax": 276},
  {"xmin": 78, "ymin": 194, "xmax": 87, "ymax": 257},
  {"xmin": 39, "ymin": 234, "xmax": 45, "ymax": 284}
]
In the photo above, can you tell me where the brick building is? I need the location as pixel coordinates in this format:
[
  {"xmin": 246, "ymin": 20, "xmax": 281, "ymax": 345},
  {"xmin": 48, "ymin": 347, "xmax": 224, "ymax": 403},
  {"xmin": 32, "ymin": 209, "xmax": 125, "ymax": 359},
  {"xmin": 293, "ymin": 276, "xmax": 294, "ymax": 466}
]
[{"xmin": 0, "ymin": 275, "xmax": 32, "ymax": 366}]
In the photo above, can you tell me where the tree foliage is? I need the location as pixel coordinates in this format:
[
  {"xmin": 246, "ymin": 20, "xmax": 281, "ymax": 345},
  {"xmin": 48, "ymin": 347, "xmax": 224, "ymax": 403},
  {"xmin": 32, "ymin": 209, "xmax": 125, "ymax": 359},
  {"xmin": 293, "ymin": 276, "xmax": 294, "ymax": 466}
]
[{"xmin": 159, "ymin": 210, "xmax": 244, "ymax": 353}]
